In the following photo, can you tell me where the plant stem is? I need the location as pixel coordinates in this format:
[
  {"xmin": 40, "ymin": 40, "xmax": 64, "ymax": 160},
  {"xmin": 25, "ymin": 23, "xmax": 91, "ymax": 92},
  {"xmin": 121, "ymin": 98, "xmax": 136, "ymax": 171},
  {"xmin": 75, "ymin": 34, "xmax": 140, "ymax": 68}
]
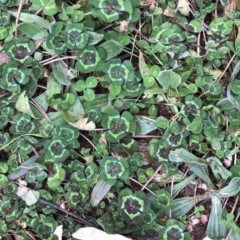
[{"xmin": 39, "ymin": 198, "xmax": 95, "ymax": 226}]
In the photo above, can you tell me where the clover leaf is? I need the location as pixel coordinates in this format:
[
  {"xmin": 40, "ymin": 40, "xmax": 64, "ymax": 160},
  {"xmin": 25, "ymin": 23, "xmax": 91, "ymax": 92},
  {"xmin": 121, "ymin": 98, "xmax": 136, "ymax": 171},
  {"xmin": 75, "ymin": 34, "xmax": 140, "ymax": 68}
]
[
  {"xmin": 104, "ymin": 59, "xmax": 135, "ymax": 86},
  {"xmin": 2, "ymin": 60, "xmax": 30, "ymax": 92},
  {"xmin": 99, "ymin": 156, "xmax": 129, "ymax": 185},
  {"xmin": 118, "ymin": 188, "xmax": 156, "ymax": 226},
  {"xmin": 9, "ymin": 113, "xmax": 38, "ymax": 134},
  {"xmin": 10, "ymin": 136, "xmax": 38, "ymax": 155},
  {"xmin": 25, "ymin": 163, "xmax": 48, "ymax": 183},
  {"xmin": 158, "ymin": 219, "xmax": 190, "ymax": 240},
  {"xmin": 0, "ymin": 196, "xmax": 24, "ymax": 223},
  {"xmin": 4, "ymin": 37, "xmax": 34, "ymax": 63},
  {"xmin": 44, "ymin": 135, "xmax": 69, "ymax": 162},
  {"xmin": 75, "ymin": 76, "xmax": 98, "ymax": 101},
  {"xmin": 76, "ymin": 45, "xmax": 106, "ymax": 73},
  {"xmin": 101, "ymin": 107, "xmax": 138, "ymax": 142},
  {"xmin": 122, "ymin": 72, "xmax": 145, "ymax": 97},
  {"xmin": 0, "ymin": 132, "xmax": 10, "ymax": 147},
  {"xmin": 64, "ymin": 23, "xmax": 88, "ymax": 49},
  {"xmin": 46, "ymin": 34, "xmax": 68, "ymax": 55},
  {"xmin": 157, "ymin": 70, "xmax": 182, "ymax": 90},
  {"xmin": 90, "ymin": 0, "xmax": 133, "ymax": 23}
]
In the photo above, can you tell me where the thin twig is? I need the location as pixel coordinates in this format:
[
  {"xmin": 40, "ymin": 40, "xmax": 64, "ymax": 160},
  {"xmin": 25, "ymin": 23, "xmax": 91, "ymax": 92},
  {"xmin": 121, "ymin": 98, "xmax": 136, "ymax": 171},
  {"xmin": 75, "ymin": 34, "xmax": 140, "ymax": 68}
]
[
  {"xmin": 30, "ymin": 99, "xmax": 50, "ymax": 121},
  {"xmin": 130, "ymin": 177, "xmax": 156, "ymax": 196},
  {"xmin": 169, "ymin": 175, "xmax": 174, "ymax": 218},
  {"xmin": 39, "ymin": 198, "xmax": 95, "ymax": 226},
  {"xmin": 133, "ymin": 135, "xmax": 161, "ymax": 138},
  {"xmin": 141, "ymin": 164, "xmax": 162, "ymax": 191},
  {"xmin": 216, "ymin": 53, "xmax": 236, "ymax": 82},
  {"xmin": 41, "ymin": 56, "xmax": 78, "ymax": 66},
  {"xmin": 15, "ymin": 0, "xmax": 25, "ymax": 38},
  {"xmin": 79, "ymin": 132, "xmax": 97, "ymax": 150}
]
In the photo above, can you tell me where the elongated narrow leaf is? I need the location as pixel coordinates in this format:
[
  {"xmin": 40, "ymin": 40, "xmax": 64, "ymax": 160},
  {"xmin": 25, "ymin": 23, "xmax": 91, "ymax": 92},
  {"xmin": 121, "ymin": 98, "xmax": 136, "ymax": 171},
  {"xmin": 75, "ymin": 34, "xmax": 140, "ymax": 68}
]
[
  {"xmin": 7, "ymin": 150, "xmax": 44, "ymax": 180},
  {"xmin": 171, "ymin": 174, "xmax": 196, "ymax": 198},
  {"xmin": 169, "ymin": 149, "xmax": 215, "ymax": 189},
  {"xmin": 139, "ymin": 51, "xmax": 149, "ymax": 78},
  {"xmin": 171, "ymin": 197, "xmax": 195, "ymax": 218},
  {"xmin": 8, "ymin": 10, "xmax": 50, "ymax": 29},
  {"xmin": 90, "ymin": 180, "xmax": 112, "ymax": 207},
  {"xmin": 52, "ymin": 61, "xmax": 70, "ymax": 86},
  {"xmin": 207, "ymin": 195, "xmax": 227, "ymax": 239},
  {"xmin": 216, "ymin": 177, "xmax": 240, "ymax": 197},
  {"xmin": 169, "ymin": 148, "xmax": 206, "ymax": 164}
]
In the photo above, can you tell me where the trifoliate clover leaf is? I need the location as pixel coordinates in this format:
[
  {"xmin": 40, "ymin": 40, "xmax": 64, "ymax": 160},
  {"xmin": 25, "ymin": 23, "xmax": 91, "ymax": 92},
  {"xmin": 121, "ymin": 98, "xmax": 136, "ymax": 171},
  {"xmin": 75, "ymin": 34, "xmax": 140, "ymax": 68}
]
[
  {"xmin": 118, "ymin": 188, "xmax": 156, "ymax": 225},
  {"xmin": 44, "ymin": 135, "xmax": 69, "ymax": 162},
  {"xmin": 10, "ymin": 136, "xmax": 38, "ymax": 155},
  {"xmin": 99, "ymin": 156, "xmax": 129, "ymax": 185},
  {"xmin": 104, "ymin": 59, "xmax": 135, "ymax": 86},
  {"xmin": 25, "ymin": 163, "xmax": 48, "ymax": 183},
  {"xmin": 64, "ymin": 23, "xmax": 89, "ymax": 49},
  {"xmin": 101, "ymin": 108, "xmax": 137, "ymax": 142},
  {"xmin": 3, "ymin": 37, "xmax": 35, "ymax": 62},
  {"xmin": 90, "ymin": 0, "xmax": 133, "ymax": 23},
  {"xmin": 0, "ymin": 132, "xmax": 10, "ymax": 147},
  {"xmin": 9, "ymin": 113, "xmax": 38, "ymax": 134},
  {"xmin": 45, "ymin": 34, "xmax": 68, "ymax": 55},
  {"xmin": 76, "ymin": 45, "xmax": 106, "ymax": 73},
  {"xmin": 158, "ymin": 219, "xmax": 190, "ymax": 240}
]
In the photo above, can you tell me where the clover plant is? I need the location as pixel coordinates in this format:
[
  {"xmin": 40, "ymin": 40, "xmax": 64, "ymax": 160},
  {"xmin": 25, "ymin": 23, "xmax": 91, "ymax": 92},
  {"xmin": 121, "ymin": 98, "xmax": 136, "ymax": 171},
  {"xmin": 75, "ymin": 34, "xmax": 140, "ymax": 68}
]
[
  {"xmin": 101, "ymin": 106, "xmax": 138, "ymax": 142},
  {"xmin": 1, "ymin": 1, "xmax": 240, "ymax": 239}
]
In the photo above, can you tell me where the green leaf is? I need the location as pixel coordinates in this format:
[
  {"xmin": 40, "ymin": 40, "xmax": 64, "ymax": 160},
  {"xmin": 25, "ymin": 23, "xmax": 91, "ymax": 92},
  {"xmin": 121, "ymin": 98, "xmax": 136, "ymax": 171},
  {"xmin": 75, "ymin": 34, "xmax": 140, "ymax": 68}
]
[
  {"xmin": 207, "ymin": 195, "xmax": 226, "ymax": 239},
  {"xmin": 71, "ymin": 10, "xmax": 84, "ymax": 22},
  {"xmin": 0, "ymin": 26, "xmax": 7, "ymax": 40},
  {"xmin": 52, "ymin": 60, "xmax": 70, "ymax": 86},
  {"xmin": 98, "ymin": 40, "xmax": 123, "ymax": 60},
  {"xmin": 43, "ymin": 1, "xmax": 58, "ymax": 16},
  {"xmin": 90, "ymin": 180, "xmax": 112, "ymax": 207},
  {"xmin": 143, "ymin": 76, "xmax": 155, "ymax": 88},
  {"xmin": 17, "ymin": 22, "xmax": 45, "ymax": 38},
  {"xmin": 86, "ymin": 76, "xmax": 98, "ymax": 88},
  {"xmin": 230, "ymin": 165, "xmax": 240, "ymax": 178},
  {"xmin": 169, "ymin": 148, "xmax": 215, "ymax": 189},
  {"xmin": 170, "ymin": 197, "xmax": 195, "ymax": 218},
  {"xmin": 8, "ymin": 10, "xmax": 50, "ymax": 29},
  {"xmin": 157, "ymin": 70, "xmax": 182, "ymax": 90},
  {"xmin": 134, "ymin": 116, "xmax": 157, "ymax": 134},
  {"xmin": 156, "ymin": 116, "xmax": 169, "ymax": 129},
  {"xmin": 216, "ymin": 177, "xmax": 240, "ymax": 197},
  {"xmin": 230, "ymin": 80, "xmax": 240, "ymax": 94},
  {"xmin": 84, "ymin": 88, "xmax": 95, "ymax": 102},
  {"xmin": 16, "ymin": 91, "xmax": 36, "ymax": 118},
  {"xmin": 31, "ymin": 0, "xmax": 48, "ymax": 6},
  {"xmin": 0, "ymin": 174, "xmax": 8, "ymax": 186}
]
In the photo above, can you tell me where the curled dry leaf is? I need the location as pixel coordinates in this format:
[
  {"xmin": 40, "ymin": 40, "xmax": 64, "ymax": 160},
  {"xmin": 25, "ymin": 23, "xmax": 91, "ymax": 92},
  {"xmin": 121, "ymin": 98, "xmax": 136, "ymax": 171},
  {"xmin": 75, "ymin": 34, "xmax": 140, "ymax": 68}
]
[
  {"xmin": 118, "ymin": 20, "xmax": 128, "ymax": 33},
  {"xmin": 177, "ymin": 0, "xmax": 190, "ymax": 16},
  {"xmin": 72, "ymin": 227, "xmax": 132, "ymax": 240},
  {"xmin": 99, "ymin": 132, "xmax": 107, "ymax": 144},
  {"xmin": 68, "ymin": 117, "xmax": 96, "ymax": 131}
]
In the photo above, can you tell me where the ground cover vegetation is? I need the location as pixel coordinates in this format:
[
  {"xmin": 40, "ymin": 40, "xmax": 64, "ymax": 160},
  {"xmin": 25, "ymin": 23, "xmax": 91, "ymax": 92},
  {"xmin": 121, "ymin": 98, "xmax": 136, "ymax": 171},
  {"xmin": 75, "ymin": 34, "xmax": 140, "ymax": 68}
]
[{"xmin": 1, "ymin": 0, "xmax": 240, "ymax": 239}]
